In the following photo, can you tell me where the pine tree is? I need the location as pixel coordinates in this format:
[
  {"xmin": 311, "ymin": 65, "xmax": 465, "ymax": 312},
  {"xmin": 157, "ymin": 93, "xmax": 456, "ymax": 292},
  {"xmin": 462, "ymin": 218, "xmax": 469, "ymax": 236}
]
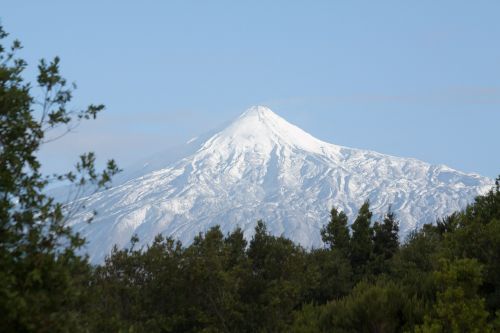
[
  {"xmin": 350, "ymin": 201, "xmax": 374, "ymax": 277},
  {"xmin": 321, "ymin": 207, "xmax": 350, "ymax": 255},
  {"xmin": 373, "ymin": 208, "xmax": 399, "ymax": 260}
]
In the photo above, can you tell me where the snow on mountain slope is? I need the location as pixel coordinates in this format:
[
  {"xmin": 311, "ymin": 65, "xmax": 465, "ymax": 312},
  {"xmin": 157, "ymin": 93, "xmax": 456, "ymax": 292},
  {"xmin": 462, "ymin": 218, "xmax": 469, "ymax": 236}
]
[{"xmin": 68, "ymin": 106, "xmax": 493, "ymax": 263}]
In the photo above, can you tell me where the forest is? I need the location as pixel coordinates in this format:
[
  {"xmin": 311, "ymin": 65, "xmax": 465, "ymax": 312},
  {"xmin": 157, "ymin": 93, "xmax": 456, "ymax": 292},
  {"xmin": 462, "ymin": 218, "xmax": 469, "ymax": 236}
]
[
  {"xmin": 73, "ymin": 184, "xmax": 500, "ymax": 332},
  {"xmin": 1, "ymin": 25, "xmax": 500, "ymax": 332}
]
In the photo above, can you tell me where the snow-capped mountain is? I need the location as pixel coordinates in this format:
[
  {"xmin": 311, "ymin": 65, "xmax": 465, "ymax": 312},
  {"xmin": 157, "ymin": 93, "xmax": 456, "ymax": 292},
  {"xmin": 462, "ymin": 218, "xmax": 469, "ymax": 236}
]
[{"xmin": 69, "ymin": 106, "xmax": 493, "ymax": 263}]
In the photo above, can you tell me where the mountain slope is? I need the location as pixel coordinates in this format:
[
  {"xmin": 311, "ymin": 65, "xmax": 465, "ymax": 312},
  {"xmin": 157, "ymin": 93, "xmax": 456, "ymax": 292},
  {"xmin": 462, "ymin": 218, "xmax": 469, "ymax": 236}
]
[{"xmin": 69, "ymin": 106, "xmax": 493, "ymax": 263}]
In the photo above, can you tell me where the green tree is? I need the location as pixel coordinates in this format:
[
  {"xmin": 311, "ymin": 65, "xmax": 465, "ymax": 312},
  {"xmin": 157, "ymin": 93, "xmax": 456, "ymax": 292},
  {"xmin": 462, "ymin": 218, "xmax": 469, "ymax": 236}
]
[
  {"xmin": 451, "ymin": 178, "xmax": 500, "ymax": 312},
  {"xmin": 321, "ymin": 207, "xmax": 350, "ymax": 255},
  {"xmin": 373, "ymin": 209, "xmax": 399, "ymax": 259},
  {"xmin": 244, "ymin": 220, "xmax": 308, "ymax": 332},
  {"xmin": 289, "ymin": 303, "xmax": 324, "ymax": 333},
  {"xmin": 350, "ymin": 201, "xmax": 374, "ymax": 278},
  {"xmin": 291, "ymin": 279, "xmax": 410, "ymax": 333},
  {"xmin": 415, "ymin": 259, "xmax": 493, "ymax": 333},
  {"xmin": 303, "ymin": 249, "xmax": 353, "ymax": 304},
  {"xmin": 390, "ymin": 225, "xmax": 441, "ymax": 318},
  {"xmin": 0, "ymin": 25, "xmax": 119, "ymax": 332},
  {"xmin": 464, "ymin": 177, "xmax": 500, "ymax": 226},
  {"xmin": 372, "ymin": 208, "xmax": 400, "ymax": 274}
]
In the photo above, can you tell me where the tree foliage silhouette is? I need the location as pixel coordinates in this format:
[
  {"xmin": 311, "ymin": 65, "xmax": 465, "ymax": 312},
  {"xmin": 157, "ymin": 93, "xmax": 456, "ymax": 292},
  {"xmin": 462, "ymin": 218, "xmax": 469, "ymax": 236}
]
[{"xmin": 0, "ymin": 25, "xmax": 119, "ymax": 332}]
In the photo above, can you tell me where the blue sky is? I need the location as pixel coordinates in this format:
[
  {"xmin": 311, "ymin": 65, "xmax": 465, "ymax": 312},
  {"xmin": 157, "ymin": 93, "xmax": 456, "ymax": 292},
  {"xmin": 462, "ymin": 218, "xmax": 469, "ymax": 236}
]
[{"xmin": 2, "ymin": 1, "xmax": 499, "ymax": 178}]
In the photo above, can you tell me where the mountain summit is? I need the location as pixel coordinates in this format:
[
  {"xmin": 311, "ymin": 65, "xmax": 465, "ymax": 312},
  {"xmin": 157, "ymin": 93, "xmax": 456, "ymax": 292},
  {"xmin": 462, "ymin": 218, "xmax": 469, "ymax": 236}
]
[
  {"xmin": 69, "ymin": 106, "xmax": 493, "ymax": 263},
  {"xmin": 200, "ymin": 105, "xmax": 327, "ymax": 154}
]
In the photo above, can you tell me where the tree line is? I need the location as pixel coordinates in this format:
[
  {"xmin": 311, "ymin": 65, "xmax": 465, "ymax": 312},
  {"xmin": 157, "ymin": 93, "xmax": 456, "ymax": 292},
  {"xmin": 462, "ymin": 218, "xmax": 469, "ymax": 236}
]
[
  {"xmin": 81, "ymin": 184, "xmax": 500, "ymax": 332},
  {"xmin": 1, "ymin": 24, "xmax": 499, "ymax": 332}
]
